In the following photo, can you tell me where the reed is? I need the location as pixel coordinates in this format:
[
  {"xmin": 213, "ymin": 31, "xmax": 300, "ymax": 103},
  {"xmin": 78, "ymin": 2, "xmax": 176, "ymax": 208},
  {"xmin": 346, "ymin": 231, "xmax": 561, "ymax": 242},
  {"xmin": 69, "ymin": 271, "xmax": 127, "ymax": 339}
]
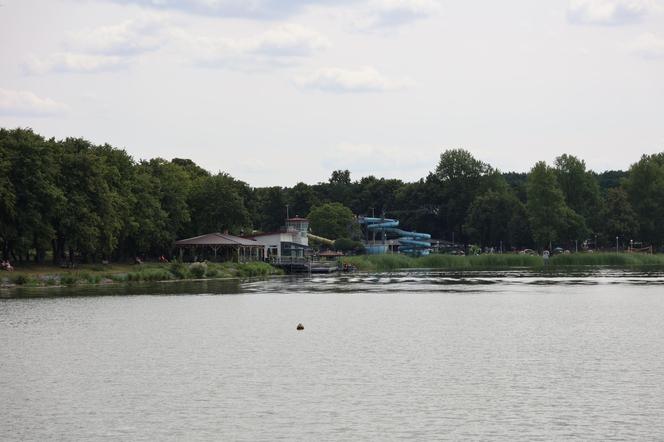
[
  {"xmin": 342, "ymin": 252, "xmax": 663, "ymax": 271},
  {"xmin": 549, "ymin": 252, "xmax": 664, "ymax": 266}
]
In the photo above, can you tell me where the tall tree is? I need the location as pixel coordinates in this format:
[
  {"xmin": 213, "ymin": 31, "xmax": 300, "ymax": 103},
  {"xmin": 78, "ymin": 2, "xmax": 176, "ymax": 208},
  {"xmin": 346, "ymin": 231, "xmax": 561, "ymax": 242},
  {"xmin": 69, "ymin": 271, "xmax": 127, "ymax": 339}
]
[
  {"xmin": 253, "ymin": 186, "xmax": 287, "ymax": 232},
  {"xmin": 464, "ymin": 189, "xmax": 531, "ymax": 249},
  {"xmin": 526, "ymin": 161, "xmax": 575, "ymax": 249},
  {"xmin": 287, "ymin": 182, "xmax": 319, "ymax": 218},
  {"xmin": 1, "ymin": 129, "xmax": 62, "ymax": 262},
  {"xmin": 188, "ymin": 173, "xmax": 250, "ymax": 235},
  {"xmin": 433, "ymin": 149, "xmax": 494, "ymax": 242},
  {"xmin": 623, "ymin": 153, "xmax": 664, "ymax": 246},
  {"xmin": 554, "ymin": 154, "xmax": 602, "ymax": 231},
  {"xmin": 308, "ymin": 203, "xmax": 358, "ymax": 240},
  {"xmin": 600, "ymin": 188, "xmax": 639, "ymax": 245}
]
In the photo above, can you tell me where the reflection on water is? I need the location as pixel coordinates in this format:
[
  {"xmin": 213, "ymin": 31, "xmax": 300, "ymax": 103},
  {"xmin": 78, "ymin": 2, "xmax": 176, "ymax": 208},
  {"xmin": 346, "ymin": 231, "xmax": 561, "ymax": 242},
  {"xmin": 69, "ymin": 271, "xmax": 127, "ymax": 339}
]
[
  {"xmin": 243, "ymin": 268, "xmax": 664, "ymax": 295},
  {"xmin": 4, "ymin": 268, "xmax": 664, "ymax": 299},
  {"xmin": 2, "ymin": 269, "xmax": 664, "ymax": 441},
  {"xmin": 0, "ymin": 278, "xmax": 243, "ymax": 299}
]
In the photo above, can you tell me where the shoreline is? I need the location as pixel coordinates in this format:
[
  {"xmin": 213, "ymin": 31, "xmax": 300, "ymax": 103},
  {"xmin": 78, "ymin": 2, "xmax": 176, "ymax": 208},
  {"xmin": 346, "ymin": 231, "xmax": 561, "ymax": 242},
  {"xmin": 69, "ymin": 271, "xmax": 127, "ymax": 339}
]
[
  {"xmin": 0, "ymin": 261, "xmax": 283, "ymax": 290},
  {"xmin": 3, "ymin": 253, "xmax": 664, "ymax": 291}
]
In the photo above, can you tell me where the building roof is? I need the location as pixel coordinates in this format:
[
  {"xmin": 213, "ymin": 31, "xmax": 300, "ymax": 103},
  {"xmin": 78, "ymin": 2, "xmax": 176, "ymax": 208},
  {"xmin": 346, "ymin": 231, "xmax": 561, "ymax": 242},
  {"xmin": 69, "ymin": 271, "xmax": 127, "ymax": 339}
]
[
  {"xmin": 244, "ymin": 231, "xmax": 285, "ymax": 238},
  {"xmin": 286, "ymin": 217, "xmax": 308, "ymax": 222},
  {"xmin": 175, "ymin": 233, "xmax": 261, "ymax": 247}
]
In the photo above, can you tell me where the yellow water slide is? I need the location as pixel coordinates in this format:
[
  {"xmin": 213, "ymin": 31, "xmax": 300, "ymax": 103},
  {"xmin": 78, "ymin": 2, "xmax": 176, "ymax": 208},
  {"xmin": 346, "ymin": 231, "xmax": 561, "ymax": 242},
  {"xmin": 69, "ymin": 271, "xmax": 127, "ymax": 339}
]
[{"xmin": 307, "ymin": 233, "xmax": 335, "ymax": 246}]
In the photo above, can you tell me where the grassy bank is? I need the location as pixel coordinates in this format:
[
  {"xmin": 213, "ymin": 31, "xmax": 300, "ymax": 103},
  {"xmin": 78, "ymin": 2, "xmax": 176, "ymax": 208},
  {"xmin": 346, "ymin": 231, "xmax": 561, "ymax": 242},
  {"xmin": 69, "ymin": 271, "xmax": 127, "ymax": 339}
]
[
  {"xmin": 341, "ymin": 253, "xmax": 664, "ymax": 272},
  {"xmin": 0, "ymin": 261, "xmax": 283, "ymax": 288}
]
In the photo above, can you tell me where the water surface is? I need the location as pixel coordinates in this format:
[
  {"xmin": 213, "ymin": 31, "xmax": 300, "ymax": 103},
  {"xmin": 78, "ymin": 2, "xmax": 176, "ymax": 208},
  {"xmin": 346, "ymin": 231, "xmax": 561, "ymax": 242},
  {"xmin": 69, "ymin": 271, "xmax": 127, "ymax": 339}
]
[{"xmin": 2, "ymin": 270, "xmax": 663, "ymax": 440}]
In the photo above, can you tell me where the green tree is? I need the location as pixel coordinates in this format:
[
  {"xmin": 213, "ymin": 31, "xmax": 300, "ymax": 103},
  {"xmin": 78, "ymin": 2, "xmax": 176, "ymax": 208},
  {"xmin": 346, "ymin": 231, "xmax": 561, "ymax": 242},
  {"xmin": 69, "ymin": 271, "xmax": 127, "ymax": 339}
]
[
  {"xmin": 188, "ymin": 173, "xmax": 250, "ymax": 235},
  {"xmin": 1, "ymin": 129, "xmax": 62, "ymax": 262},
  {"xmin": 0, "ymin": 133, "xmax": 16, "ymax": 258},
  {"xmin": 288, "ymin": 182, "xmax": 319, "ymax": 218},
  {"xmin": 526, "ymin": 161, "xmax": 582, "ymax": 249},
  {"xmin": 464, "ymin": 189, "xmax": 531, "ymax": 249},
  {"xmin": 554, "ymin": 154, "xmax": 601, "ymax": 232},
  {"xmin": 142, "ymin": 159, "xmax": 192, "ymax": 239},
  {"xmin": 308, "ymin": 203, "xmax": 357, "ymax": 240},
  {"xmin": 433, "ymin": 149, "xmax": 494, "ymax": 242},
  {"xmin": 253, "ymin": 186, "xmax": 287, "ymax": 232},
  {"xmin": 623, "ymin": 153, "xmax": 664, "ymax": 246},
  {"xmin": 393, "ymin": 177, "xmax": 440, "ymax": 237},
  {"xmin": 333, "ymin": 238, "xmax": 365, "ymax": 253},
  {"xmin": 53, "ymin": 138, "xmax": 121, "ymax": 262},
  {"xmin": 351, "ymin": 176, "xmax": 404, "ymax": 217},
  {"xmin": 600, "ymin": 187, "xmax": 639, "ymax": 244}
]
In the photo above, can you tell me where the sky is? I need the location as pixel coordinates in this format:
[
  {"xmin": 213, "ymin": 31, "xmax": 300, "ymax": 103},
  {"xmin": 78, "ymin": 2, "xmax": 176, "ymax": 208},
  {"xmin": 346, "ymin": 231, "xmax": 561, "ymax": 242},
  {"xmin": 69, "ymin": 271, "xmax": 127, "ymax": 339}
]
[{"xmin": 1, "ymin": 0, "xmax": 663, "ymax": 187}]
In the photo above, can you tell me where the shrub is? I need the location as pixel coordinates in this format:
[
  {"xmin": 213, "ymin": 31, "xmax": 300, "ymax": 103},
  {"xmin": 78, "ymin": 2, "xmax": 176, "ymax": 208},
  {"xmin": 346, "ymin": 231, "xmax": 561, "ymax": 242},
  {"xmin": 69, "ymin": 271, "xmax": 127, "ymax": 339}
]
[
  {"xmin": 77, "ymin": 272, "xmax": 102, "ymax": 284},
  {"xmin": 205, "ymin": 268, "xmax": 220, "ymax": 278},
  {"xmin": 169, "ymin": 262, "xmax": 189, "ymax": 279},
  {"xmin": 236, "ymin": 262, "xmax": 282, "ymax": 277},
  {"xmin": 189, "ymin": 262, "xmax": 207, "ymax": 279},
  {"xmin": 87, "ymin": 274, "xmax": 102, "ymax": 284},
  {"xmin": 109, "ymin": 273, "xmax": 128, "ymax": 282},
  {"xmin": 12, "ymin": 274, "xmax": 29, "ymax": 285},
  {"xmin": 60, "ymin": 274, "xmax": 78, "ymax": 285},
  {"xmin": 126, "ymin": 268, "xmax": 171, "ymax": 282}
]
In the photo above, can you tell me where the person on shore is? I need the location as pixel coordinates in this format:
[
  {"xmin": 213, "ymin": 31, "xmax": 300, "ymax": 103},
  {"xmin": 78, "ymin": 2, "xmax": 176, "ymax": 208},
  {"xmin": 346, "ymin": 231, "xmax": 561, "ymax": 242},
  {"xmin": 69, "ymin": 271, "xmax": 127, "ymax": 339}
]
[{"xmin": 2, "ymin": 260, "xmax": 14, "ymax": 271}]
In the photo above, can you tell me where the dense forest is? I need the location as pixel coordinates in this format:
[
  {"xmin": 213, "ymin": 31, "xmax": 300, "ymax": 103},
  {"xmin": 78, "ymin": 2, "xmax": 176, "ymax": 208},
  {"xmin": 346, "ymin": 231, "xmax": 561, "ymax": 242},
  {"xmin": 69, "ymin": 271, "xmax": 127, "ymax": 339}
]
[{"xmin": 1, "ymin": 127, "xmax": 663, "ymax": 263}]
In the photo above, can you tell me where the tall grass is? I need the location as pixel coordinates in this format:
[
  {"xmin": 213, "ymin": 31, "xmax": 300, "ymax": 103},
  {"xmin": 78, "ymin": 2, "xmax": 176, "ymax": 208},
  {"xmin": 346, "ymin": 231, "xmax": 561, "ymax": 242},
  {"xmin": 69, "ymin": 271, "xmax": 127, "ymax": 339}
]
[
  {"xmin": 236, "ymin": 262, "xmax": 284, "ymax": 277},
  {"xmin": 342, "ymin": 252, "xmax": 664, "ymax": 271},
  {"xmin": 127, "ymin": 268, "xmax": 173, "ymax": 282},
  {"xmin": 549, "ymin": 252, "xmax": 664, "ymax": 267}
]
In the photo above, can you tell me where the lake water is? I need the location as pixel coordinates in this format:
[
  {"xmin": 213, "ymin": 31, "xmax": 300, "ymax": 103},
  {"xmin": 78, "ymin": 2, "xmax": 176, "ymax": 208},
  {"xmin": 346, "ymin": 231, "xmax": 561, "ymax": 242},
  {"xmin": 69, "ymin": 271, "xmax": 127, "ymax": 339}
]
[{"xmin": 2, "ymin": 269, "xmax": 664, "ymax": 441}]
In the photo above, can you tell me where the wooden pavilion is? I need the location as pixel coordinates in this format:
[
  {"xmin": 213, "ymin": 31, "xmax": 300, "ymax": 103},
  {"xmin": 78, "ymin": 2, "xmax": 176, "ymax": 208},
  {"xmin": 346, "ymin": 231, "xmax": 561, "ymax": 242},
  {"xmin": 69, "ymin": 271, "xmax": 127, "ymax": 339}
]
[{"xmin": 175, "ymin": 233, "xmax": 264, "ymax": 262}]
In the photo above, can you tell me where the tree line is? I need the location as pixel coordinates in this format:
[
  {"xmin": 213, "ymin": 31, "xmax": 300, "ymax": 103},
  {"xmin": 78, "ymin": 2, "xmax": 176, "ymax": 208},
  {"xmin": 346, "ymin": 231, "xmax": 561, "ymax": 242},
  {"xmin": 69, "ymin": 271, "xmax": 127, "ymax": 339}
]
[{"xmin": 1, "ymin": 127, "xmax": 663, "ymax": 263}]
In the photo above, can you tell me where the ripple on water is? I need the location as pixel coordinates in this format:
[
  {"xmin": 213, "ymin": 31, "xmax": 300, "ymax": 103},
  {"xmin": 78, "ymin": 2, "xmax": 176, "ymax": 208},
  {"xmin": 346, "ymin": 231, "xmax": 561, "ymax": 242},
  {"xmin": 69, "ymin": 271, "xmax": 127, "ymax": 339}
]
[{"xmin": 1, "ymin": 269, "xmax": 664, "ymax": 440}]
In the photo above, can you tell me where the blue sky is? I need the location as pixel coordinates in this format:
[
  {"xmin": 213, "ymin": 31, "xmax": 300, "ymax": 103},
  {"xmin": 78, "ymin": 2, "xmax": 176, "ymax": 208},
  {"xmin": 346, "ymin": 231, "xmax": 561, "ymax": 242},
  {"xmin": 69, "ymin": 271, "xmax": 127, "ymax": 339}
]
[{"xmin": 1, "ymin": 0, "xmax": 663, "ymax": 186}]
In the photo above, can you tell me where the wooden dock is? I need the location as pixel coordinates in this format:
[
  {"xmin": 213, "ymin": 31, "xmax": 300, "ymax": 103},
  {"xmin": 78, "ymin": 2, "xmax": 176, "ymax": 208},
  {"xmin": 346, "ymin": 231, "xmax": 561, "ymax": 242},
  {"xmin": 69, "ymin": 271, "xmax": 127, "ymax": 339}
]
[{"xmin": 271, "ymin": 258, "xmax": 338, "ymax": 274}]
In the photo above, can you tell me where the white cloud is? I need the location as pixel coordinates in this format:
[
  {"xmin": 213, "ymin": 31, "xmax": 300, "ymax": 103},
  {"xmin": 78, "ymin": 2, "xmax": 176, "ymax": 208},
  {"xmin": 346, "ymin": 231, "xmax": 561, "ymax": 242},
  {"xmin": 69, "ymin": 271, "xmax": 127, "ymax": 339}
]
[
  {"xmin": 178, "ymin": 24, "xmax": 330, "ymax": 70},
  {"xmin": 629, "ymin": 32, "xmax": 664, "ymax": 58},
  {"xmin": 104, "ymin": 0, "xmax": 349, "ymax": 19},
  {"xmin": 567, "ymin": 0, "xmax": 655, "ymax": 25},
  {"xmin": 23, "ymin": 15, "xmax": 169, "ymax": 75},
  {"xmin": 67, "ymin": 15, "xmax": 169, "ymax": 56},
  {"xmin": 0, "ymin": 89, "xmax": 68, "ymax": 117},
  {"xmin": 23, "ymin": 53, "xmax": 130, "ymax": 74},
  {"xmin": 296, "ymin": 66, "xmax": 412, "ymax": 93},
  {"xmin": 355, "ymin": 0, "xmax": 441, "ymax": 30}
]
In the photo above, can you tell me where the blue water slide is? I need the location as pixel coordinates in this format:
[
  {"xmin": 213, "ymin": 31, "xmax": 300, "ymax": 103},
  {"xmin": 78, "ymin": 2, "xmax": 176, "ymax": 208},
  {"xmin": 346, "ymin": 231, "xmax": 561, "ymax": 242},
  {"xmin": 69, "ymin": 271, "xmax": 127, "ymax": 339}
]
[{"xmin": 359, "ymin": 217, "xmax": 432, "ymax": 256}]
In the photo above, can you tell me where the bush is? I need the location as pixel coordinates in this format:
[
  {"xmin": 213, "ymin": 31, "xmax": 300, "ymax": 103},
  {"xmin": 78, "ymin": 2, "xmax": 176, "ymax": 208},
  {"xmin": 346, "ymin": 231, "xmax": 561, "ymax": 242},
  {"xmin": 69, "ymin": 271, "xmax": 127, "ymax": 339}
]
[
  {"xmin": 12, "ymin": 274, "xmax": 29, "ymax": 285},
  {"xmin": 78, "ymin": 272, "xmax": 102, "ymax": 284},
  {"xmin": 60, "ymin": 274, "xmax": 78, "ymax": 286},
  {"xmin": 169, "ymin": 262, "xmax": 189, "ymax": 279},
  {"xmin": 109, "ymin": 273, "xmax": 128, "ymax": 282},
  {"xmin": 205, "ymin": 268, "xmax": 220, "ymax": 278},
  {"xmin": 189, "ymin": 262, "xmax": 207, "ymax": 279},
  {"xmin": 88, "ymin": 274, "xmax": 102, "ymax": 284},
  {"xmin": 127, "ymin": 268, "xmax": 172, "ymax": 282},
  {"xmin": 236, "ymin": 262, "xmax": 282, "ymax": 278}
]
